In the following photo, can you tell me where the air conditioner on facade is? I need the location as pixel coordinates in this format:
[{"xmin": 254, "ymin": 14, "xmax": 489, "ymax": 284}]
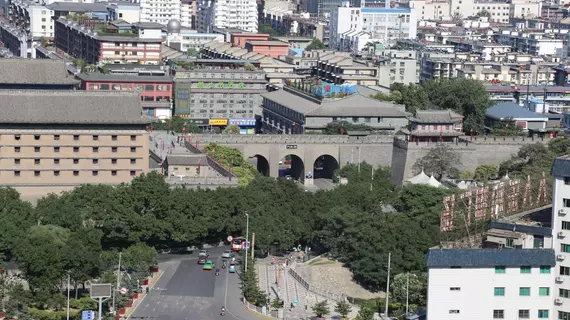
[
  {"xmin": 560, "ymin": 208, "xmax": 568, "ymax": 216},
  {"xmin": 555, "ymin": 298, "xmax": 564, "ymax": 305},
  {"xmin": 557, "ymin": 276, "xmax": 564, "ymax": 283},
  {"xmin": 559, "ymin": 231, "xmax": 566, "ymax": 238},
  {"xmin": 558, "ymin": 254, "xmax": 566, "ymax": 260}
]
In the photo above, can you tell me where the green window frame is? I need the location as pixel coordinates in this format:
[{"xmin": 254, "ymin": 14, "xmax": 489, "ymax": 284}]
[
  {"xmin": 494, "ymin": 287, "xmax": 505, "ymax": 296},
  {"xmin": 561, "ymin": 266, "xmax": 570, "ymax": 275},
  {"xmin": 563, "ymin": 221, "xmax": 570, "ymax": 230},
  {"xmin": 562, "ymin": 244, "xmax": 570, "ymax": 253},
  {"xmin": 520, "ymin": 266, "xmax": 531, "ymax": 274},
  {"xmin": 540, "ymin": 266, "xmax": 551, "ymax": 274},
  {"xmin": 560, "ymin": 289, "xmax": 570, "ymax": 298},
  {"xmin": 538, "ymin": 310, "xmax": 549, "ymax": 319},
  {"xmin": 495, "ymin": 266, "xmax": 506, "ymax": 274},
  {"xmin": 539, "ymin": 287, "xmax": 550, "ymax": 296},
  {"xmin": 519, "ymin": 287, "xmax": 531, "ymax": 296}
]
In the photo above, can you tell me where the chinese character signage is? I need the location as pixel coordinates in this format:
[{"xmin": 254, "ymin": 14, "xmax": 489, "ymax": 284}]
[
  {"xmin": 209, "ymin": 118, "xmax": 228, "ymax": 126},
  {"xmin": 194, "ymin": 82, "xmax": 246, "ymax": 89},
  {"xmin": 229, "ymin": 118, "xmax": 256, "ymax": 126}
]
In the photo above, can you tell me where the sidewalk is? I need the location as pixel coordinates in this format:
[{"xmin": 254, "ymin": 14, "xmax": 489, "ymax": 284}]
[{"xmin": 124, "ymin": 269, "xmax": 165, "ymax": 319}]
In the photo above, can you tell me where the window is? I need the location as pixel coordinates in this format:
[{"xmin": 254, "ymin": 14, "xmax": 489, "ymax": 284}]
[
  {"xmin": 73, "ymin": 171, "xmax": 79, "ymax": 176},
  {"xmin": 54, "ymin": 147, "xmax": 60, "ymax": 153},
  {"xmin": 14, "ymin": 135, "xmax": 20, "ymax": 140},
  {"xmin": 54, "ymin": 159, "xmax": 60, "ymax": 164},
  {"xmin": 540, "ymin": 266, "xmax": 551, "ymax": 274},
  {"xmin": 130, "ymin": 159, "xmax": 136, "ymax": 164},
  {"xmin": 112, "ymin": 171, "xmax": 117, "ymax": 176},
  {"xmin": 539, "ymin": 287, "xmax": 550, "ymax": 296},
  {"xmin": 73, "ymin": 147, "xmax": 79, "ymax": 153},
  {"xmin": 564, "ymin": 198, "xmax": 570, "ymax": 207},
  {"xmin": 34, "ymin": 135, "xmax": 40, "ymax": 140},
  {"xmin": 520, "ymin": 266, "xmax": 531, "ymax": 274},
  {"xmin": 14, "ymin": 171, "xmax": 20, "ymax": 177},
  {"xmin": 520, "ymin": 287, "xmax": 530, "ymax": 296},
  {"xmin": 111, "ymin": 159, "xmax": 117, "ymax": 164},
  {"xmin": 561, "ymin": 266, "xmax": 570, "ymax": 275},
  {"xmin": 73, "ymin": 159, "xmax": 79, "ymax": 164},
  {"xmin": 92, "ymin": 171, "xmax": 98, "ymax": 176},
  {"xmin": 34, "ymin": 147, "xmax": 40, "ymax": 152},
  {"xmin": 560, "ymin": 289, "xmax": 570, "ymax": 298},
  {"xmin": 112, "ymin": 147, "xmax": 118, "ymax": 153},
  {"xmin": 564, "ymin": 221, "xmax": 570, "ymax": 230},
  {"xmin": 112, "ymin": 135, "xmax": 118, "ymax": 141},
  {"xmin": 538, "ymin": 310, "xmax": 549, "ymax": 319},
  {"xmin": 14, "ymin": 159, "xmax": 20, "ymax": 165},
  {"xmin": 493, "ymin": 310, "xmax": 504, "ymax": 319},
  {"xmin": 562, "ymin": 244, "xmax": 570, "ymax": 253},
  {"xmin": 93, "ymin": 135, "xmax": 99, "ymax": 141},
  {"xmin": 34, "ymin": 171, "xmax": 40, "ymax": 177},
  {"xmin": 519, "ymin": 310, "xmax": 530, "ymax": 319},
  {"xmin": 130, "ymin": 135, "xmax": 137, "ymax": 141},
  {"xmin": 130, "ymin": 147, "xmax": 136, "ymax": 153},
  {"xmin": 34, "ymin": 159, "xmax": 40, "ymax": 165},
  {"xmin": 560, "ymin": 311, "xmax": 570, "ymax": 320},
  {"xmin": 377, "ymin": 117, "xmax": 384, "ymax": 123},
  {"xmin": 93, "ymin": 159, "xmax": 99, "ymax": 164},
  {"xmin": 495, "ymin": 266, "xmax": 506, "ymax": 274},
  {"xmin": 130, "ymin": 170, "xmax": 136, "ymax": 176},
  {"xmin": 73, "ymin": 135, "xmax": 79, "ymax": 141},
  {"xmin": 14, "ymin": 147, "xmax": 20, "ymax": 153},
  {"xmin": 450, "ymin": 287, "xmax": 460, "ymax": 291},
  {"xmin": 54, "ymin": 171, "xmax": 60, "ymax": 176},
  {"xmin": 506, "ymin": 238, "xmax": 514, "ymax": 247},
  {"xmin": 54, "ymin": 135, "xmax": 60, "ymax": 141},
  {"xmin": 93, "ymin": 147, "xmax": 99, "ymax": 153},
  {"xmin": 449, "ymin": 310, "xmax": 459, "ymax": 314},
  {"xmin": 494, "ymin": 287, "xmax": 505, "ymax": 296}
]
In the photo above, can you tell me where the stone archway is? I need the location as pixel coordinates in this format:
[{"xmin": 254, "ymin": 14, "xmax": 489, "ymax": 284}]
[
  {"xmin": 247, "ymin": 154, "xmax": 270, "ymax": 176},
  {"xmin": 313, "ymin": 154, "xmax": 340, "ymax": 179},
  {"xmin": 279, "ymin": 153, "xmax": 305, "ymax": 181}
]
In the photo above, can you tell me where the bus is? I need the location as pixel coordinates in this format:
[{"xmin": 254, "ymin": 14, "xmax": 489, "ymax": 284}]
[{"xmin": 232, "ymin": 237, "xmax": 245, "ymax": 251}]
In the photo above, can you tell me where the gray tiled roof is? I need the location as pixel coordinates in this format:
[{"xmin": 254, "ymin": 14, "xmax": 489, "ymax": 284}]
[
  {"xmin": 262, "ymin": 89, "xmax": 407, "ymax": 117},
  {"xmin": 0, "ymin": 59, "xmax": 80, "ymax": 85},
  {"xmin": 486, "ymin": 102, "xmax": 549, "ymax": 120},
  {"xmin": 0, "ymin": 90, "xmax": 148, "ymax": 124},
  {"xmin": 78, "ymin": 73, "xmax": 173, "ymax": 83},
  {"xmin": 411, "ymin": 109, "xmax": 463, "ymax": 123},
  {"xmin": 426, "ymin": 248, "xmax": 555, "ymax": 268},
  {"xmin": 551, "ymin": 155, "xmax": 570, "ymax": 177},
  {"xmin": 166, "ymin": 155, "xmax": 207, "ymax": 166},
  {"xmin": 490, "ymin": 221, "xmax": 552, "ymax": 237},
  {"xmin": 46, "ymin": 2, "xmax": 109, "ymax": 12}
]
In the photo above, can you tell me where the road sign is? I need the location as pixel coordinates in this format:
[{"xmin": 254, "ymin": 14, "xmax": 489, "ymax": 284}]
[
  {"xmin": 120, "ymin": 287, "xmax": 128, "ymax": 295},
  {"xmin": 227, "ymin": 236, "xmax": 233, "ymax": 242},
  {"xmin": 81, "ymin": 310, "xmax": 95, "ymax": 320},
  {"xmin": 242, "ymin": 241, "xmax": 250, "ymax": 249},
  {"xmin": 90, "ymin": 284, "xmax": 112, "ymax": 299}
]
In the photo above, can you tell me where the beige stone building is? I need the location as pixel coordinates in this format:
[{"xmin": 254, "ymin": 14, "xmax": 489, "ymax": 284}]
[
  {"xmin": 0, "ymin": 90, "xmax": 151, "ymax": 201},
  {"xmin": 166, "ymin": 154, "xmax": 208, "ymax": 177}
]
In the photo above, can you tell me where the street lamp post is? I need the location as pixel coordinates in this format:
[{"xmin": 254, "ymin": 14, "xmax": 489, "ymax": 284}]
[
  {"xmin": 245, "ymin": 213, "xmax": 250, "ymax": 272},
  {"xmin": 66, "ymin": 273, "xmax": 70, "ymax": 320}
]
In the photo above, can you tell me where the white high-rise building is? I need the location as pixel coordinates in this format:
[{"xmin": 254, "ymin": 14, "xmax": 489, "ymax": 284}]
[
  {"xmin": 196, "ymin": 0, "xmax": 258, "ymax": 33},
  {"xmin": 139, "ymin": 0, "xmax": 181, "ymax": 25}
]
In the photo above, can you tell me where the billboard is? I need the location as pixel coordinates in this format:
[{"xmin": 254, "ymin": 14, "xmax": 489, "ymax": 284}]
[
  {"xmin": 440, "ymin": 173, "xmax": 549, "ymax": 232},
  {"xmin": 90, "ymin": 284, "xmax": 112, "ymax": 298},
  {"xmin": 209, "ymin": 118, "xmax": 228, "ymax": 126}
]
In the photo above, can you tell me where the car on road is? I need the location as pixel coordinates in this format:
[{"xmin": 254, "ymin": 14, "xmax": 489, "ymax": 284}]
[
  {"xmin": 198, "ymin": 249, "xmax": 209, "ymax": 257},
  {"xmin": 229, "ymin": 263, "xmax": 236, "ymax": 273},
  {"xmin": 222, "ymin": 250, "xmax": 232, "ymax": 259},
  {"xmin": 285, "ymin": 175, "xmax": 292, "ymax": 180},
  {"xmin": 203, "ymin": 261, "xmax": 215, "ymax": 270},
  {"xmin": 198, "ymin": 256, "xmax": 207, "ymax": 265}
]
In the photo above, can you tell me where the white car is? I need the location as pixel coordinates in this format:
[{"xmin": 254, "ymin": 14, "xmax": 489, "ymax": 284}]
[{"xmin": 222, "ymin": 250, "xmax": 232, "ymax": 259}]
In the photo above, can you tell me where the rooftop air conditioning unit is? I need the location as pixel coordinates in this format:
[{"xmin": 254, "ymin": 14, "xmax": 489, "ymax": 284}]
[
  {"xmin": 556, "ymin": 276, "xmax": 564, "ymax": 283},
  {"xmin": 558, "ymin": 254, "xmax": 566, "ymax": 261},
  {"xmin": 560, "ymin": 208, "xmax": 568, "ymax": 216},
  {"xmin": 559, "ymin": 231, "xmax": 566, "ymax": 238},
  {"xmin": 555, "ymin": 298, "xmax": 563, "ymax": 305}
]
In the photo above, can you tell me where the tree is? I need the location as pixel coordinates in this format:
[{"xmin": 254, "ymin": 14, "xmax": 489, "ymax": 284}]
[
  {"xmin": 259, "ymin": 24, "xmax": 281, "ymax": 36},
  {"xmin": 186, "ymin": 48, "xmax": 198, "ymax": 57},
  {"xmin": 323, "ymin": 121, "xmax": 373, "ymax": 135},
  {"xmin": 391, "ymin": 273, "xmax": 427, "ymax": 312},
  {"xmin": 476, "ymin": 9, "xmax": 491, "ymax": 18},
  {"xmin": 390, "ymin": 83, "xmax": 429, "ymax": 114},
  {"xmin": 355, "ymin": 306, "xmax": 374, "ymax": 320},
  {"xmin": 473, "ymin": 164, "xmax": 499, "ymax": 182},
  {"xmin": 223, "ymin": 125, "xmax": 240, "ymax": 134},
  {"xmin": 457, "ymin": 170, "xmax": 473, "ymax": 179},
  {"xmin": 335, "ymin": 300, "xmax": 352, "ymax": 319},
  {"xmin": 243, "ymin": 63, "xmax": 256, "ymax": 71},
  {"xmin": 312, "ymin": 300, "xmax": 330, "ymax": 318},
  {"xmin": 413, "ymin": 144, "xmax": 461, "ymax": 180},
  {"xmin": 62, "ymin": 228, "xmax": 103, "ymax": 297},
  {"xmin": 305, "ymin": 38, "xmax": 326, "ymax": 51},
  {"xmin": 151, "ymin": 116, "xmax": 200, "ymax": 133},
  {"xmin": 491, "ymin": 117, "xmax": 524, "ymax": 136},
  {"xmin": 122, "ymin": 243, "xmax": 158, "ymax": 276}
]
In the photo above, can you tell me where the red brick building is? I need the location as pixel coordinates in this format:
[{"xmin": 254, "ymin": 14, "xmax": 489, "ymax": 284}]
[
  {"xmin": 244, "ymin": 40, "xmax": 289, "ymax": 58},
  {"xmin": 231, "ymin": 33, "xmax": 270, "ymax": 47}
]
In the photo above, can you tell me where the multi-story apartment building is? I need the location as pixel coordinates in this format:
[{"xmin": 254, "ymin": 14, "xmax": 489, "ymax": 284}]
[
  {"xmin": 107, "ymin": 3, "xmax": 141, "ymax": 24},
  {"xmin": 313, "ymin": 52, "xmax": 378, "ymax": 85},
  {"xmin": 172, "ymin": 59, "xmax": 268, "ymax": 119},
  {"xmin": 0, "ymin": 90, "xmax": 150, "ymax": 201},
  {"xmin": 376, "ymin": 49, "xmax": 420, "ymax": 86},
  {"xmin": 330, "ymin": 5, "xmax": 417, "ymax": 52},
  {"xmin": 180, "ymin": 0, "xmax": 197, "ymax": 28},
  {"xmin": 497, "ymin": 31, "xmax": 564, "ymax": 56},
  {"xmin": 54, "ymin": 17, "xmax": 163, "ymax": 65},
  {"xmin": 165, "ymin": 20, "xmax": 224, "ymax": 53},
  {"xmin": 6, "ymin": 0, "xmax": 54, "ymax": 38},
  {"xmin": 196, "ymin": 0, "xmax": 258, "ymax": 33},
  {"xmin": 409, "ymin": 0, "xmax": 450, "ymax": 21},
  {"xmin": 139, "ymin": 0, "xmax": 181, "ymax": 25}
]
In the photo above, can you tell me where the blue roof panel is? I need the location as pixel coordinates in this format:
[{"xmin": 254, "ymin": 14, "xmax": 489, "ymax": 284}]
[
  {"xmin": 486, "ymin": 102, "xmax": 548, "ymax": 120},
  {"xmin": 426, "ymin": 249, "xmax": 555, "ymax": 268}
]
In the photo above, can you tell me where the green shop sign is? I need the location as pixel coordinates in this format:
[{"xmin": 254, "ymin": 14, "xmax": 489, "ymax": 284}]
[{"xmin": 196, "ymin": 82, "xmax": 246, "ymax": 89}]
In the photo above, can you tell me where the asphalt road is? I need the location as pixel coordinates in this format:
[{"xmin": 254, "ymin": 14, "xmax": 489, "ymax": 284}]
[{"xmin": 131, "ymin": 246, "xmax": 261, "ymax": 320}]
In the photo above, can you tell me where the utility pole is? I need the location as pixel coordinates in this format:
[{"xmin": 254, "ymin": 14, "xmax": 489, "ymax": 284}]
[
  {"xmin": 405, "ymin": 273, "xmax": 409, "ymax": 316},
  {"xmin": 112, "ymin": 252, "xmax": 122, "ymax": 314},
  {"xmin": 370, "ymin": 166, "xmax": 374, "ymax": 192},
  {"xmin": 66, "ymin": 273, "xmax": 70, "ymax": 320},
  {"xmin": 357, "ymin": 147, "xmax": 361, "ymax": 173},
  {"xmin": 384, "ymin": 252, "xmax": 391, "ymax": 317},
  {"xmin": 245, "ymin": 212, "xmax": 250, "ymax": 272}
]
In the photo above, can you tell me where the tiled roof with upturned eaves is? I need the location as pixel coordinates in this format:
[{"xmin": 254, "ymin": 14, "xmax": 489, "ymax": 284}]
[{"xmin": 0, "ymin": 59, "xmax": 80, "ymax": 85}]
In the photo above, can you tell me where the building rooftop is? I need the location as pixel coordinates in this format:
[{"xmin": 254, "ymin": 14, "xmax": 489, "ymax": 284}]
[
  {"xmin": 166, "ymin": 154, "xmax": 207, "ymax": 166},
  {"xmin": 245, "ymin": 40, "xmax": 289, "ymax": 46},
  {"xmin": 551, "ymin": 155, "xmax": 570, "ymax": 178},
  {"xmin": 0, "ymin": 59, "xmax": 80, "ymax": 85},
  {"xmin": 486, "ymin": 102, "xmax": 549, "ymax": 120},
  {"xmin": 0, "ymin": 90, "xmax": 148, "ymax": 125},
  {"xmin": 46, "ymin": 2, "xmax": 109, "ymax": 12},
  {"xmin": 78, "ymin": 73, "xmax": 173, "ymax": 83},
  {"xmin": 262, "ymin": 88, "xmax": 406, "ymax": 117},
  {"xmin": 426, "ymin": 248, "xmax": 555, "ymax": 268},
  {"xmin": 411, "ymin": 110, "xmax": 463, "ymax": 123},
  {"xmin": 489, "ymin": 221, "xmax": 552, "ymax": 237}
]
